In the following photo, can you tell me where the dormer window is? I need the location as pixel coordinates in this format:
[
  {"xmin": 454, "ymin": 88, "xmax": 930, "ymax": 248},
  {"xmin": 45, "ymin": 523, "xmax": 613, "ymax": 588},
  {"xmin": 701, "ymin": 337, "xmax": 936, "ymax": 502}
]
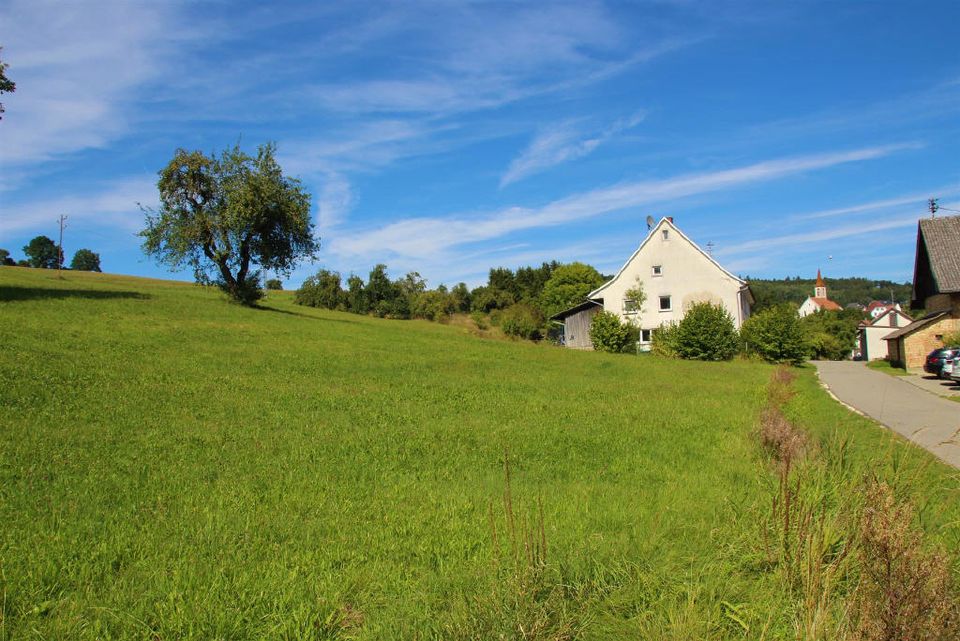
[{"xmin": 652, "ymin": 265, "xmax": 662, "ymax": 276}]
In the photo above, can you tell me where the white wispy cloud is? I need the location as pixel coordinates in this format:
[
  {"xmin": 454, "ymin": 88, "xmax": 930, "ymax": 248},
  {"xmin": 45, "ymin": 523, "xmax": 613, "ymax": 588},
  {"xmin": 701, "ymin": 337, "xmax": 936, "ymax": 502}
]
[
  {"xmin": 316, "ymin": 173, "xmax": 353, "ymax": 234},
  {"xmin": 330, "ymin": 143, "xmax": 912, "ymax": 262},
  {"xmin": 791, "ymin": 185, "xmax": 960, "ymax": 220},
  {"xmin": 500, "ymin": 112, "xmax": 647, "ymax": 187},
  {"xmin": 0, "ymin": 0, "xmax": 183, "ymax": 173},
  {"xmin": 0, "ymin": 176, "xmax": 157, "ymax": 238}
]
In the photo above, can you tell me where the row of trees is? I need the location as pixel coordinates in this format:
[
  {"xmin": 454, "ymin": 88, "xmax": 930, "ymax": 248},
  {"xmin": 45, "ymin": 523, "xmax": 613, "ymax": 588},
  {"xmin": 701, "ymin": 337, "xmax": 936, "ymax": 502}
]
[
  {"xmin": 590, "ymin": 303, "xmax": 859, "ymax": 364},
  {"xmin": 1, "ymin": 237, "xmax": 101, "ymax": 271},
  {"xmin": 294, "ymin": 261, "xmax": 610, "ymax": 340}
]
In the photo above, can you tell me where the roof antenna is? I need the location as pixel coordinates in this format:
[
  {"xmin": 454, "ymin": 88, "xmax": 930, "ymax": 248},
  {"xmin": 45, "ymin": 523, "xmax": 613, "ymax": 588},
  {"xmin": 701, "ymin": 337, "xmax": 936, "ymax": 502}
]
[
  {"xmin": 646, "ymin": 215, "xmax": 654, "ymax": 230},
  {"xmin": 929, "ymin": 197, "xmax": 938, "ymax": 218},
  {"xmin": 706, "ymin": 241, "xmax": 714, "ymax": 256}
]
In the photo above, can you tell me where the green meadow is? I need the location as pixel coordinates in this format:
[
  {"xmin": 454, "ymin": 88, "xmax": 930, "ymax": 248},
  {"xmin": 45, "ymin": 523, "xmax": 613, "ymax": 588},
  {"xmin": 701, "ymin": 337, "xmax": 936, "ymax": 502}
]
[{"xmin": 1, "ymin": 267, "xmax": 957, "ymax": 640}]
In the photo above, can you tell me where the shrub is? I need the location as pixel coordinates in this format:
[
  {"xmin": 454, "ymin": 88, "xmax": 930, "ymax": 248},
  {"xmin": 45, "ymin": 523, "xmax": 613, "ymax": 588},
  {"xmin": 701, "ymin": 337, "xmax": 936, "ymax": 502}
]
[
  {"xmin": 470, "ymin": 311, "xmax": 489, "ymax": 330},
  {"xmin": 741, "ymin": 304, "xmax": 809, "ymax": 365},
  {"xmin": 671, "ymin": 302, "xmax": 738, "ymax": 361},
  {"xmin": 412, "ymin": 290, "xmax": 456, "ymax": 322},
  {"xmin": 650, "ymin": 322, "xmax": 678, "ymax": 357},
  {"xmin": 854, "ymin": 481, "xmax": 960, "ymax": 641},
  {"xmin": 799, "ymin": 309, "xmax": 859, "ymax": 360},
  {"xmin": 265, "ymin": 278, "xmax": 283, "ymax": 290},
  {"xmin": 295, "ymin": 269, "xmax": 345, "ymax": 310},
  {"xmin": 589, "ymin": 310, "xmax": 633, "ymax": 353},
  {"xmin": 499, "ymin": 303, "xmax": 544, "ymax": 340}
]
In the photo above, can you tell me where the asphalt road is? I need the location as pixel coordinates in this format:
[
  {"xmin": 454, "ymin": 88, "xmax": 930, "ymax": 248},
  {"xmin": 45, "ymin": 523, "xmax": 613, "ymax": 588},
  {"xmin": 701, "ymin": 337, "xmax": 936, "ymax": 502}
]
[{"xmin": 812, "ymin": 360, "xmax": 960, "ymax": 469}]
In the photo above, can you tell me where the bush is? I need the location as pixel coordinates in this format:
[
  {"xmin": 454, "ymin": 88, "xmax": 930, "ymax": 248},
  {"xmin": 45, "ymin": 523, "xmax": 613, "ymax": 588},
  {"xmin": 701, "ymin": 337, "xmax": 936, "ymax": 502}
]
[
  {"xmin": 799, "ymin": 309, "xmax": 859, "ymax": 360},
  {"xmin": 650, "ymin": 322, "xmax": 678, "ymax": 357},
  {"xmin": 265, "ymin": 278, "xmax": 283, "ymax": 290},
  {"xmin": 412, "ymin": 290, "xmax": 456, "ymax": 322},
  {"xmin": 470, "ymin": 311, "xmax": 489, "ymax": 330},
  {"xmin": 941, "ymin": 330, "xmax": 960, "ymax": 347},
  {"xmin": 295, "ymin": 269, "xmax": 345, "ymax": 309},
  {"xmin": 671, "ymin": 302, "xmax": 738, "ymax": 361},
  {"xmin": 741, "ymin": 304, "xmax": 808, "ymax": 365},
  {"xmin": 499, "ymin": 303, "xmax": 544, "ymax": 340},
  {"xmin": 589, "ymin": 311, "xmax": 634, "ymax": 353}
]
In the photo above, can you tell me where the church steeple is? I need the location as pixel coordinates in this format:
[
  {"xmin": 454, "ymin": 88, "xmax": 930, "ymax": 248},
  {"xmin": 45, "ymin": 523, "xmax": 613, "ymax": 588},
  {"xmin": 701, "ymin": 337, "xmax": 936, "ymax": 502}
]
[{"xmin": 814, "ymin": 269, "xmax": 827, "ymax": 299}]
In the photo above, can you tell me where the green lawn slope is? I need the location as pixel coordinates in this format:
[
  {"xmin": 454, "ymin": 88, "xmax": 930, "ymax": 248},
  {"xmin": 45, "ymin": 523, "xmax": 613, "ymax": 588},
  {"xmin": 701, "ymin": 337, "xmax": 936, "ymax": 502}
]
[{"xmin": 1, "ymin": 267, "xmax": 957, "ymax": 640}]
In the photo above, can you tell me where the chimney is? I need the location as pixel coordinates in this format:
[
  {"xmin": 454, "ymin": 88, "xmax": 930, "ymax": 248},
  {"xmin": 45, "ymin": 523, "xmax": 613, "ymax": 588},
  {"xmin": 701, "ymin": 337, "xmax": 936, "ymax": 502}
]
[{"xmin": 666, "ymin": 216, "xmax": 674, "ymax": 223}]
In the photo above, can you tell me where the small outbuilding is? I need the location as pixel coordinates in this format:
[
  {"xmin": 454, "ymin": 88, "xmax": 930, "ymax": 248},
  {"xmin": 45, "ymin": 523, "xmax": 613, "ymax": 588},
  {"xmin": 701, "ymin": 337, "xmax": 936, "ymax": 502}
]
[{"xmin": 856, "ymin": 307, "xmax": 913, "ymax": 361}]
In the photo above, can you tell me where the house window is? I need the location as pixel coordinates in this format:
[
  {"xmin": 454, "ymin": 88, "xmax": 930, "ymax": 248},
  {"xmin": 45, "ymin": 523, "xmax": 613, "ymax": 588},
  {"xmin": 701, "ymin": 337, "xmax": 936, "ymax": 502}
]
[
  {"xmin": 652, "ymin": 265, "xmax": 662, "ymax": 276},
  {"xmin": 659, "ymin": 295, "xmax": 672, "ymax": 311},
  {"xmin": 624, "ymin": 299, "xmax": 639, "ymax": 313},
  {"xmin": 641, "ymin": 329, "xmax": 652, "ymax": 342},
  {"xmin": 662, "ymin": 229, "xmax": 669, "ymax": 240},
  {"xmin": 891, "ymin": 315, "xmax": 898, "ymax": 327}
]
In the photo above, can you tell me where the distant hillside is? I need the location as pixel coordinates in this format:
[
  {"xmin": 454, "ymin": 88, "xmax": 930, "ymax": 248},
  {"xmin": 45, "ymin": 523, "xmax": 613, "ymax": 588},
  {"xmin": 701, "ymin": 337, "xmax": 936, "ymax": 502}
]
[{"xmin": 744, "ymin": 276, "xmax": 913, "ymax": 311}]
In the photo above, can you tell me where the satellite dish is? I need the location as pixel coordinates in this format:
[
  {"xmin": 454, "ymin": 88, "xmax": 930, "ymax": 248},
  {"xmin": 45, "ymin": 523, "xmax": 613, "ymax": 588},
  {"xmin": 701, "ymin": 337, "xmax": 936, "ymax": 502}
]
[{"xmin": 646, "ymin": 215, "xmax": 655, "ymax": 230}]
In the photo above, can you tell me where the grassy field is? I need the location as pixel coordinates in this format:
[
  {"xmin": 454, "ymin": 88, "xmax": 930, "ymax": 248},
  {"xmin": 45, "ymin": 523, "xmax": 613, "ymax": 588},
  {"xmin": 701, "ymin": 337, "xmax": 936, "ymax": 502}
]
[{"xmin": 1, "ymin": 267, "xmax": 957, "ymax": 640}]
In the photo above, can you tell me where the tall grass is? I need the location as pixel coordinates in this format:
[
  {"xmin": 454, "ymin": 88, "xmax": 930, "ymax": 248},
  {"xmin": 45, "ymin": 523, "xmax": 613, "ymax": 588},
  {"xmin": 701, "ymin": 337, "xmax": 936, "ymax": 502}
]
[{"xmin": 1, "ymin": 268, "xmax": 958, "ymax": 639}]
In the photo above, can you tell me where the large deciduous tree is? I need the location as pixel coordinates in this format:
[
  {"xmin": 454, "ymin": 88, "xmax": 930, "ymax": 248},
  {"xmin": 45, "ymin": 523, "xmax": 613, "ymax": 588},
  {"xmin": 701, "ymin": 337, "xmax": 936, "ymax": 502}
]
[
  {"xmin": 141, "ymin": 143, "xmax": 318, "ymax": 304},
  {"xmin": 23, "ymin": 236, "xmax": 60, "ymax": 269},
  {"xmin": 538, "ymin": 262, "xmax": 605, "ymax": 319}
]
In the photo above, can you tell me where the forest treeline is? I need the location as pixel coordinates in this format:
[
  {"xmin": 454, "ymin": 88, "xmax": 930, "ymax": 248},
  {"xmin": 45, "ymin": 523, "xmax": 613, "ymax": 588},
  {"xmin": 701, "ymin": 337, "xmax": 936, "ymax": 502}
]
[{"xmin": 747, "ymin": 276, "xmax": 913, "ymax": 311}]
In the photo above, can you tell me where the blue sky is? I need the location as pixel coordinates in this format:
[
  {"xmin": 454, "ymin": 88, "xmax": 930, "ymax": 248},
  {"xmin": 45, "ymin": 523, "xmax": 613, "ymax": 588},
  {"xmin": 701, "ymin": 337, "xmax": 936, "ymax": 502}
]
[{"xmin": 1, "ymin": 1, "xmax": 959, "ymax": 288}]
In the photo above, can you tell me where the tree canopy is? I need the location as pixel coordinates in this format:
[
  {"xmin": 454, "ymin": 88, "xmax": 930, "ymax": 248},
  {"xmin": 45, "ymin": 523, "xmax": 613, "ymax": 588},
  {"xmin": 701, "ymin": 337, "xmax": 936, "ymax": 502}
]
[
  {"xmin": 141, "ymin": 142, "xmax": 317, "ymax": 304},
  {"xmin": 23, "ymin": 236, "xmax": 60, "ymax": 269},
  {"xmin": 538, "ymin": 262, "xmax": 605, "ymax": 319},
  {"xmin": 0, "ymin": 47, "xmax": 15, "ymax": 120},
  {"xmin": 70, "ymin": 249, "xmax": 101, "ymax": 272}
]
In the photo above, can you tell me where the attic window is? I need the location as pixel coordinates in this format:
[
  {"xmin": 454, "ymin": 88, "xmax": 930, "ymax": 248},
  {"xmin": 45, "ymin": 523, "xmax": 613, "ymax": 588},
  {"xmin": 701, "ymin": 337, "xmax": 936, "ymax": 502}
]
[
  {"xmin": 659, "ymin": 296, "xmax": 672, "ymax": 311},
  {"xmin": 891, "ymin": 315, "xmax": 898, "ymax": 327},
  {"xmin": 662, "ymin": 229, "xmax": 669, "ymax": 240},
  {"xmin": 652, "ymin": 265, "xmax": 662, "ymax": 276}
]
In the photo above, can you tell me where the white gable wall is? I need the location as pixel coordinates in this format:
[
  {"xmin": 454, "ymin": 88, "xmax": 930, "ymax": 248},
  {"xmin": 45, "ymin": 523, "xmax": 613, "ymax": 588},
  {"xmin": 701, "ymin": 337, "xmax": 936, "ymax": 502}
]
[{"xmin": 589, "ymin": 219, "xmax": 750, "ymax": 335}]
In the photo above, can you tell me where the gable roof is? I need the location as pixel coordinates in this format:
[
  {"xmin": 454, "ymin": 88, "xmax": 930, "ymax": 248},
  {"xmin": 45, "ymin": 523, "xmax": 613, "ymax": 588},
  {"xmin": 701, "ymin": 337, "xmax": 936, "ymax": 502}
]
[
  {"xmin": 866, "ymin": 306, "xmax": 913, "ymax": 327},
  {"xmin": 882, "ymin": 311, "xmax": 948, "ymax": 341},
  {"xmin": 912, "ymin": 214, "xmax": 960, "ymax": 306},
  {"xmin": 550, "ymin": 299, "xmax": 602, "ymax": 321},
  {"xmin": 587, "ymin": 217, "xmax": 747, "ymax": 299}
]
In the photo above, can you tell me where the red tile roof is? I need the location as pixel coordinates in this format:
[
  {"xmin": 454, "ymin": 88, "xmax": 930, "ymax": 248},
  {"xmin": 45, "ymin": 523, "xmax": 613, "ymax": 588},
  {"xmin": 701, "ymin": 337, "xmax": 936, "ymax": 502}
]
[{"xmin": 810, "ymin": 297, "xmax": 841, "ymax": 311}]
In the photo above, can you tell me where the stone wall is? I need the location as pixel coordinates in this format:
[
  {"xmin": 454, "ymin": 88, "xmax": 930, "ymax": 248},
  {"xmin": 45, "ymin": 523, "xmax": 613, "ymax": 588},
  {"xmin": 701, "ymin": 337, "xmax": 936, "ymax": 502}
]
[{"xmin": 902, "ymin": 315, "xmax": 960, "ymax": 370}]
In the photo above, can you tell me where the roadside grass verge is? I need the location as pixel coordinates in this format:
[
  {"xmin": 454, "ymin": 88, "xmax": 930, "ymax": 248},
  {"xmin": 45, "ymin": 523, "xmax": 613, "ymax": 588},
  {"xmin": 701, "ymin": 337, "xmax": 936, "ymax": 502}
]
[
  {"xmin": 1, "ymin": 268, "xmax": 957, "ymax": 639},
  {"xmin": 865, "ymin": 360, "xmax": 911, "ymax": 376}
]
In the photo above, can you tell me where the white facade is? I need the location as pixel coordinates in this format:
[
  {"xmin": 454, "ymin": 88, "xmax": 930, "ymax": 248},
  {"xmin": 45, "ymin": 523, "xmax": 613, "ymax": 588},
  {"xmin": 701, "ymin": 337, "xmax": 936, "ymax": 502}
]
[
  {"xmin": 587, "ymin": 218, "xmax": 752, "ymax": 347},
  {"xmin": 858, "ymin": 308, "xmax": 913, "ymax": 360}
]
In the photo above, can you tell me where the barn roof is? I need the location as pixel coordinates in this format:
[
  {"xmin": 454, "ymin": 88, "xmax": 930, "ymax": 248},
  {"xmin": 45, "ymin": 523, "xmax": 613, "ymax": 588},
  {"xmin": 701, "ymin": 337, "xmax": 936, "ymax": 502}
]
[
  {"xmin": 912, "ymin": 215, "xmax": 960, "ymax": 306},
  {"xmin": 550, "ymin": 299, "xmax": 602, "ymax": 321},
  {"xmin": 881, "ymin": 311, "xmax": 948, "ymax": 341}
]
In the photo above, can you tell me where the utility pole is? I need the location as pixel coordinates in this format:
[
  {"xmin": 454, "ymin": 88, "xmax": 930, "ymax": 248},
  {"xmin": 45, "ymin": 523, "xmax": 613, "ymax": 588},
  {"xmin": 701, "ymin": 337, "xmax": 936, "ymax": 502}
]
[
  {"xmin": 929, "ymin": 198, "xmax": 938, "ymax": 218},
  {"xmin": 57, "ymin": 214, "xmax": 67, "ymax": 277}
]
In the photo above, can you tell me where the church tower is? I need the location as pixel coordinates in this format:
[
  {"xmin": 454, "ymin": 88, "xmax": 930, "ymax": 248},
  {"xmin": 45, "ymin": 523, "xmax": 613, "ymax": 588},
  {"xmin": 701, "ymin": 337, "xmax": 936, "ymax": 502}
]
[{"xmin": 814, "ymin": 269, "xmax": 827, "ymax": 299}]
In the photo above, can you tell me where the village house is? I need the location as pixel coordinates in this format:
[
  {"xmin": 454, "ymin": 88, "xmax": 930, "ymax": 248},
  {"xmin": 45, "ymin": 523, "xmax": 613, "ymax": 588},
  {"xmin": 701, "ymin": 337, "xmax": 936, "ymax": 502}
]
[
  {"xmin": 552, "ymin": 217, "xmax": 753, "ymax": 349},
  {"xmin": 856, "ymin": 307, "xmax": 913, "ymax": 361},
  {"xmin": 797, "ymin": 270, "xmax": 842, "ymax": 317},
  {"xmin": 884, "ymin": 214, "xmax": 960, "ymax": 370}
]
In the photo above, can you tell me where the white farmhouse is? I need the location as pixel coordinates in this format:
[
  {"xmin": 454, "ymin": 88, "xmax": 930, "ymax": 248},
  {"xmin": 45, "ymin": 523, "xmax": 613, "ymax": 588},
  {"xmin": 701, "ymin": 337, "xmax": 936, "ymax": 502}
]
[{"xmin": 553, "ymin": 217, "xmax": 753, "ymax": 349}]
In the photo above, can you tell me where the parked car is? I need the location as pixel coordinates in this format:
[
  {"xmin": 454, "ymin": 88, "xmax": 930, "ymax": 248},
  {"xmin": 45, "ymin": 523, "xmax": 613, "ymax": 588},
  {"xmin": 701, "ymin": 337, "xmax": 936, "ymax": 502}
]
[
  {"xmin": 951, "ymin": 357, "xmax": 960, "ymax": 383},
  {"xmin": 924, "ymin": 347, "xmax": 960, "ymax": 378},
  {"xmin": 943, "ymin": 356, "xmax": 955, "ymax": 379}
]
